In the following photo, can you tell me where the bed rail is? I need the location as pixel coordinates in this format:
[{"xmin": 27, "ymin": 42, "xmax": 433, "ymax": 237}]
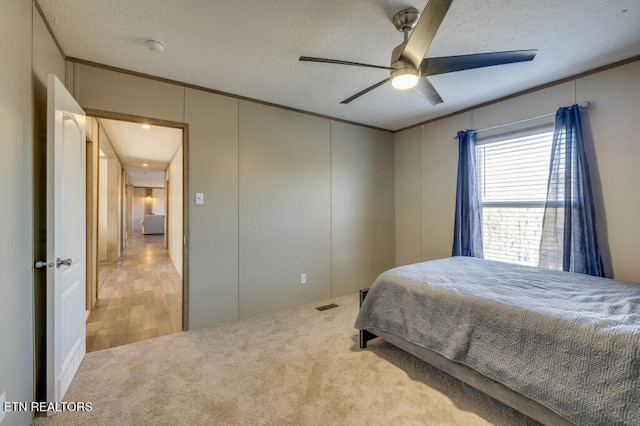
[{"xmin": 358, "ymin": 288, "xmax": 378, "ymax": 349}]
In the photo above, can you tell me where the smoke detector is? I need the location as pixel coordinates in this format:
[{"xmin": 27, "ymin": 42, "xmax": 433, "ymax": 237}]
[{"xmin": 146, "ymin": 39, "xmax": 166, "ymax": 53}]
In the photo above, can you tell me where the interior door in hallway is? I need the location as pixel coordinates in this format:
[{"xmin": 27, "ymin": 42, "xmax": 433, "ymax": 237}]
[{"xmin": 45, "ymin": 74, "xmax": 87, "ymax": 405}]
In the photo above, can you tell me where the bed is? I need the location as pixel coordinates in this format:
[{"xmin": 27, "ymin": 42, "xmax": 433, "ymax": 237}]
[{"xmin": 354, "ymin": 256, "xmax": 640, "ymax": 425}]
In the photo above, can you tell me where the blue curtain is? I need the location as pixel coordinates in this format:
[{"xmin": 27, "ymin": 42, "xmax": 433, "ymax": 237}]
[
  {"xmin": 452, "ymin": 130, "xmax": 483, "ymax": 257},
  {"xmin": 538, "ymin": 104, "xmax": 604, "ymax": 276}
]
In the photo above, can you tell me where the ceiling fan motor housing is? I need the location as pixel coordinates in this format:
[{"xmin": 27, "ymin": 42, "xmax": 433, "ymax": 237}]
[
  {"xmin": 392, "ymin": 7, "xmax": 420, "ymax": 33},
  {"xmin": 390, "ymin": 42, "xmax": 420, "ymax": 89}
]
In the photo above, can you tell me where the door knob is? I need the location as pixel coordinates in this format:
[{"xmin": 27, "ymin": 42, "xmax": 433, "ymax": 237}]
[
  {"xmin": 35, "ymin": 260, "xmax": 54, "ymax": 269},
  {"xmin": 56, "ymin": 257, "xmax": 72, "ymax": 268}
]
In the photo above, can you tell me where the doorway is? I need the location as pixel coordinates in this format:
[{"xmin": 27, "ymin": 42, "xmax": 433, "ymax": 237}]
[{"xmin": 85, "ymin": 114, "xmax": 187, "ymax": 352}]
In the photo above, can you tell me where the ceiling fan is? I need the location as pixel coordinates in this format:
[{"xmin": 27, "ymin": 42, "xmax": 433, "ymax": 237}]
[{"xmin": 299, "ymin": 0, "xmax": 537, "ymax": 105}]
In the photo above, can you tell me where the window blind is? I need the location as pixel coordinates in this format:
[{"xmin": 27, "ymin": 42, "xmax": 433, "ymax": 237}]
[{"xmin": 476, "ymin": 127, "xmax": 554, "ymax": 266}]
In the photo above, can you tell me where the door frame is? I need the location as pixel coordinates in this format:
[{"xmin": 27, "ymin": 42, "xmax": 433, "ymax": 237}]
[
  {"xmin": 84, "ymin": 108, "xmax": 190, "ymax": 330},
  {"xmin": 85, "ymin": 136, "xmax": 98, "ymax": 311},
  {"xmin": 165, "ymin": 176, "xmax": 170, "ymax": 249}
]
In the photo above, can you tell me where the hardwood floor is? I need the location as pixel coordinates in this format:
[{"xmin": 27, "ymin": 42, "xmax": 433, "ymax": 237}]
[{"xmin": 86, "ymin": 232, "xmax": 182, "ymax": 352}]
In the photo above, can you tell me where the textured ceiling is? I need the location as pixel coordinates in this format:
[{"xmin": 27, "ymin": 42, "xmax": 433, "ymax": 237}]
[{"xmin": 37, "ymin": 0, "xmax": 640, "ymax": 131}]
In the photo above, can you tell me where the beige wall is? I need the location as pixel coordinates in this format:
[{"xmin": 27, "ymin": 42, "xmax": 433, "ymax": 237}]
[
  {"xmin": 1, "ymin": 2, "xmax": 34, "ymax": 423},
  {"xmin": 98, "ymin": 157, "xmax": 108, "ymax": 261},
  {"xmin": 184, "ymin": 88, "xmax": 239, "ymax": 327},
  {"xmin": 152, "ymin": 188, "xmax": 165, "ymax": 215},
  {"xmin": 96, "ymin": 126, "xmax": 123, "ymax": 262},
  {"xmin": 331, "ymin": 121, "xmax": 396, "ymax": 295},
  {"xmin": 132, "ymin": 187, "xmax": 145, "ymax": 231},
  {"xmin": 86, "ymin": 117, "xmax": 99, "ymax": 310},
  {"xmin": 1, "ymin": 1, "xmax": 66, "ymax": 423},
  {"xmin": 577, "ymin": 62, "xmax": 640, "ymax": 281},
  {"xmin": 126, "ymin": 184, "xmax": 133, "ymax": 235},
  {"xmin": 394, "ymin": 126, "xmax": 422, "ymax": 266},
  {"xmin": 239, "ymin": 101, "xmax": 332, "ymax": 316},
  {"xmin": 166, "ymin": 145, "xmax": 183, "ymax": 276},
  {"xmin": 395, "ymin": 59, "xmax": 640, "ymax": 283},
  {"xmin": 73, "ymin": 63, "xmax": 395, "ymax": 328}
]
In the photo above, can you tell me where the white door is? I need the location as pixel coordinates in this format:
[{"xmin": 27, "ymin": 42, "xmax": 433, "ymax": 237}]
[{"xmin": 46, "ymin": 74, "xmax": 87, "ymax": 404}]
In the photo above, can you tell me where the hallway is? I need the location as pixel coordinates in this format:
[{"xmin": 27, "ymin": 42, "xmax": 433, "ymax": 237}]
[{"xmin": 86, "ymin": 232, "xmax": 182, "ymax": 352}]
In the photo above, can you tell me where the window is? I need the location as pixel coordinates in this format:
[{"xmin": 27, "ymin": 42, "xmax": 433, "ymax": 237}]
[{"xmin": 476, "ymin": 127, "xmax": 554, "ymax": 266}]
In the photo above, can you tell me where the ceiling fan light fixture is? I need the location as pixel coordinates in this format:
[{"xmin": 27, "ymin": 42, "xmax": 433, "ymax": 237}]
[{"xmin": 391, "ymin": 68, "xmax": 419, "ymax": 90}]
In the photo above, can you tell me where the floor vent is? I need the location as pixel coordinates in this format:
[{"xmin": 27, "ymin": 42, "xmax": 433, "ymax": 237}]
[{"xmin": 316, "ymin": 303, "xmax": 339, "ymax": 311}]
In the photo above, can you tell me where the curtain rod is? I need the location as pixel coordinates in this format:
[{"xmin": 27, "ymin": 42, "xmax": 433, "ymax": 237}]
[{"xmin": 452, "ymin": 101, "xmax": 592, "ymax": 139}]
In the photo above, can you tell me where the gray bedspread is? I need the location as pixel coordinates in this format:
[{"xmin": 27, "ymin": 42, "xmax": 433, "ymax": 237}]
[{"xmin": 354, "ymin": 257, "xmax": 640, "ymax": 425}]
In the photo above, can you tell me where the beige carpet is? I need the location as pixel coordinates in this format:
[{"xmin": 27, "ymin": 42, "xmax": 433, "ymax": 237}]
[{"xmin": 33, "ymin": 293, "xmax": 539, "ymax": 425}]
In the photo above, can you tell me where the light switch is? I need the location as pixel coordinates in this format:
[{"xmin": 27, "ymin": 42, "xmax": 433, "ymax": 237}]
[{"xmin": 195, "ymin": 192, "xmax": 204, "ymax": 205}]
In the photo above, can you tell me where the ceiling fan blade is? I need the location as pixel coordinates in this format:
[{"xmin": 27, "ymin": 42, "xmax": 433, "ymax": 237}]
[
  {"xmin": 340, "ymin": 78, "xmax": 390, "ymax": 104},
  {"xmin": 299, "ymin": 56, "xmax": 392, "ymax": 71},
  {"xmin": 412, "ymin": 78, "xmax": 443, "ymax": 105},
  {"xmin": 400, "ymin": 0, "xmax": 453, "ymax": 70},
  {"xmin": 420, "ymin": 50, "xmax": 538, "ymax": 76}
]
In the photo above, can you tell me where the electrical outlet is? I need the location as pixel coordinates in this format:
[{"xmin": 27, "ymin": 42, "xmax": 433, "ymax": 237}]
[
  {"xmin": 0, "ymin": 391, "xmax": 6, "ymax": 423},
  {"xmin": 301, "ymin": 273, "xmax": 307, "ymax": 284}
]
